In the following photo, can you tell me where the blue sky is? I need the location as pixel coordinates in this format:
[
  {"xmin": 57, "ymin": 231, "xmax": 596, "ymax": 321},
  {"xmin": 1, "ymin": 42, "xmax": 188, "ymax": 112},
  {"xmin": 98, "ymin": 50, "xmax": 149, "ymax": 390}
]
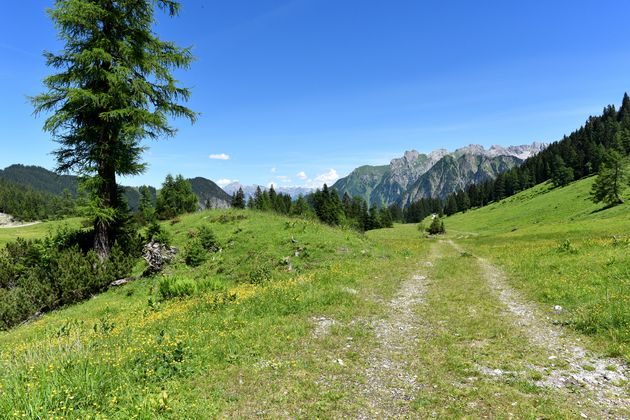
[{"xmin": 1, "ymin": 1, "xmax": 630, "ymax": 189}]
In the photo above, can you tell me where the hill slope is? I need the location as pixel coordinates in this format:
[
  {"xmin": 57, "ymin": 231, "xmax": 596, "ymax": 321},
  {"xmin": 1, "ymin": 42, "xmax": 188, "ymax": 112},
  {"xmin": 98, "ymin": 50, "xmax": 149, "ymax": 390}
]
[
  {"xmin": 1, "ymin": 198, "xmax": 628, "ymax": 417},
  {"xmin": 445, "ymin": 177, "xmax": 630, "ymax": 359},
  {"xmin": 189, "ymin": 177, "xmax": 231, "ymax": 209},
  {"xmin": 0, "ymin": 164, "xmax": 230, "ymax": 211},
  {"xmin": 0, "ymin": 164, "xmax": 77, "ymax": 195}
]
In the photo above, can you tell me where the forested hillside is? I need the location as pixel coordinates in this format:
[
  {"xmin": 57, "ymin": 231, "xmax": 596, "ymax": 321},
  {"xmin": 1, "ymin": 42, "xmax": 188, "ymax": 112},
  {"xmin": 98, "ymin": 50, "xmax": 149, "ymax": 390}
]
[
  {"xmin": 0, "ymin": 179, "xmax": 74, "ymax": 221},
  {"xmin": 438, "ymin": 93, "xmax": 630, "ymax": 214},
  {"xmin": 0, "ymin": 164, "xmax": 230, "ymax": 216}
]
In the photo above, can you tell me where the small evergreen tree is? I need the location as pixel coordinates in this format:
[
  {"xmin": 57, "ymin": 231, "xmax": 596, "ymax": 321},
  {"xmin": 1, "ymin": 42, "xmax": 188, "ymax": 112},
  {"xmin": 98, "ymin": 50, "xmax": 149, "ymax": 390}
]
[
  {"xmin": 231, "ymin": 187, "xmax": 246, "ymax": 209},
  {"xmin": 156, "ymin": 174, "xmax": 198, "ymax": 219},
  {"xmin": 388, "ymin": 203, "xmax": 403, "ymax": 222},
  {"xmin": 445, "ymin": 195, "xmax": 458, "ymax": 216},
  {"xmin": 379, "ymin": 207, "xmax": 393, "ymax": 228},
  {"xmin": 268, "ymin": 185, "xmax": 278, "ymax": 210},
  {"xmin": 292, "ymin": 195, "xmax": 308, "ymax": 216},
  {"xmin": 427, "ymin": 216, "xmax": 445, "ymax": 235},
  {"xmin": 313, "ymin": 184, "xmax": 342, "ymax": 225},
  {"xmin": 365, "ymin": 205, "xmax": 381, "ymax": 230},
  {"xmin": 590, "ymin": 150, "xmax": 628, "ymax": 205},
  {"xmin": 137, "ymin": 185, "xmax": 155, "ymax": 225}
]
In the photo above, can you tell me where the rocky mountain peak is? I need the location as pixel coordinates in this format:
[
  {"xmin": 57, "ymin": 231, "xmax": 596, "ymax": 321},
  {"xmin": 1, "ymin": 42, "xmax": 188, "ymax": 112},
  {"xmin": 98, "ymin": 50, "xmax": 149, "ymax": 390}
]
[
  {"xmin": 428, "ymin": 148, "xmax": 449, "ymax": 161},
  {"xmin": 333, "ymin": 141, "xmax": 547, "ymax": 207}
]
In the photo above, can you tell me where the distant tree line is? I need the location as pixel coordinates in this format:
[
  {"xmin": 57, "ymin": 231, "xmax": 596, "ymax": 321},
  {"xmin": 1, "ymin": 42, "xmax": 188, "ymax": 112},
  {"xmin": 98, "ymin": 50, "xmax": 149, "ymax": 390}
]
[
  {"xmin": 230, "ymin": 184, "xmax": 395, "ymax": 231},
  {"xmin": 0, "ymin": 179, "xmax": 76, "ymax": 221}
]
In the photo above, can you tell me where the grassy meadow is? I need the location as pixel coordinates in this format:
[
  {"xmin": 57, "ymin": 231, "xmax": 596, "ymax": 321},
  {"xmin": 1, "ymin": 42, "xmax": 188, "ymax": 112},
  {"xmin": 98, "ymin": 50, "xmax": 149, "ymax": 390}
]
[
  {"xmin": 445, "ymin": 177, "xmax": 630, "ymax": 360},
  {"xmin": 0, "ymin": 217, "xmax": 83, "ymax": 246},
  {"xmin": 0, "ymin": 210, "xmax": 427, "ymax": 417},
  {"xmin": 0, "ymin": 177, "xmax": 628, "ymax": 417}
]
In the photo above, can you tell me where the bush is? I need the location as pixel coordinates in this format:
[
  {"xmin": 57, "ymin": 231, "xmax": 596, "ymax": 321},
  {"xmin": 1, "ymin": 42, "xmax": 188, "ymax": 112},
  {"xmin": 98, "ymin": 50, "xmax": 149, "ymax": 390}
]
[
  {"xmin": 146, "ymin": 221, "xmax": 171, "ymax": 246},
  {"xmin": 158, "ymin": 276, "xmax": 198, "ymax": 299},
  {"xmin": 197, "ymin": 225, "xmax": 220, "ymax": 251},
  {"xmin": 427, "ymin": 217, "xmax": 445, "ymax": 235},
  {"xmin": 249, "ymin": 264, "xmax": 273, "ymax": 284},
  {"xmin": 0, "ymin": 228, "xmax": 137, "ymax": 330},
  {"xmin": 557, "ymin": 239, "xmax": 577, "ymax": 254},
  {"xmin": 184, "ymin": 239, "xmax": 207, "ymax": 267}
]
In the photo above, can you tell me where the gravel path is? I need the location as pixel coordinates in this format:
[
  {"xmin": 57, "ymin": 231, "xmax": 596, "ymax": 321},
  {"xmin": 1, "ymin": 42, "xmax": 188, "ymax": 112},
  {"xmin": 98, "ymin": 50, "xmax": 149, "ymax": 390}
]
[
  {"xmin": 448, "ymin": 240, "xmax": 630, "ymax": 416},
  {"xmin": 354, "ymin": 271, "xmax": 428, "ymax": 418}
]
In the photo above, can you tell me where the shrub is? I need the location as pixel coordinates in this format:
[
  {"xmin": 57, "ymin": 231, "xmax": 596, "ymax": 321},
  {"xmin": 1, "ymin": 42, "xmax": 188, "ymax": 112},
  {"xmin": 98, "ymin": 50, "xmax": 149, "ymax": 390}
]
[
  {"xmin": 427, "ymin": 217, "xmax": 445, "ymax": 235},
  {"xmin": 146, "ymin": 221, "xmax": 171, "ymax": 246},
  {"xmin": 158, "ymin": 275, "xmax": 198, "ymax": 299},
  {"xmin": 249, "ymin": 264, "xmax": 272, "ymax": 284},
  {"xmin": 557, "ymin": 239, "xmax": 577, "ymax": 254},
  {"xmin": 184, "ymin": 239, "xmax": 207, "ymax": 267},
  {"xmin": 0, "ymin": 228, "xmax": 137, "ymax": 330},
  {"xmin": 197, "ymin": 226, "xmax": 219, "ymax": 251}
]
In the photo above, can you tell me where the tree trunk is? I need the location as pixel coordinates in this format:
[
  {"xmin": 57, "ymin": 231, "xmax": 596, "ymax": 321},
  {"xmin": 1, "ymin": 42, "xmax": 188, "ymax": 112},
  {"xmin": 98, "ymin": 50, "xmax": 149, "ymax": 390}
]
[
  {"xmin": 94, "ymin": 219, "xmax": 110, "ymax": 261},
  {"xmin": 94, "ymin": 157, "xmax": 118, "ymax": 261}
]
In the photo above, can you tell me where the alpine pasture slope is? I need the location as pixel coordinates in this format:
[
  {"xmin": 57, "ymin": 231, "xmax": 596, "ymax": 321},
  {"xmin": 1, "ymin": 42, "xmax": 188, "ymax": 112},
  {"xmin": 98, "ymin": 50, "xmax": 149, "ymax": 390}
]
[
  {"xmin": 446, "ymin": 176, "xmax": 630, "ymax": 360},
  {"xmin": 0, "ymin": 177, "xmax": 628, "ymax": 417}
]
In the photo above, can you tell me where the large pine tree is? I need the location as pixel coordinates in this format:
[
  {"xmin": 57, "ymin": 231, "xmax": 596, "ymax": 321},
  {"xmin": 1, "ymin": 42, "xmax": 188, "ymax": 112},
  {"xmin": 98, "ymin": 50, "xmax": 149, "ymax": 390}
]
[{"xmin": 32, "ymin": 0, "xmax": 196, "ymax": 259}]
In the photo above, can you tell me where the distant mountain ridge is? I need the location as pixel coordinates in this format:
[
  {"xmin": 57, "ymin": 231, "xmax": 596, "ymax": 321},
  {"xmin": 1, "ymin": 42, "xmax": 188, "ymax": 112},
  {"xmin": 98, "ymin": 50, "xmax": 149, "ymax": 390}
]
[
  {"xmin": 223, "ymin": 182, "xmax": 314, "ymax": 200},
  {"xmin": 0, "ymin": 164, "xmax": 78, "ymax": 195},
  {"xmin": 189, "ymin": 177, "xmax": 231, "ymax": 209},
  {"xmin": 332, "ymin": 142, "xmax": 546, "ymax": 206},
  {"xmin": 0, "ymin": 164, "xmax": 230, "ymax": 210}
]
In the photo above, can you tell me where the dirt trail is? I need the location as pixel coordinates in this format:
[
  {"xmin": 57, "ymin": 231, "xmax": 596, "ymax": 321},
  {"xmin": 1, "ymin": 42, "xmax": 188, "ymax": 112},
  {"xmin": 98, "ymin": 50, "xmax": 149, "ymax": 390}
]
[
  {"xmin": 0, "ymin": 212, "xmax": 40, "ymax": 228},
  {"xmin": 447, "ymin": 240, "xmax": 630, "ymax": 414},
  {"xmin": 354, "ymin": 270, "xmax": 429, "ymax": 418}
]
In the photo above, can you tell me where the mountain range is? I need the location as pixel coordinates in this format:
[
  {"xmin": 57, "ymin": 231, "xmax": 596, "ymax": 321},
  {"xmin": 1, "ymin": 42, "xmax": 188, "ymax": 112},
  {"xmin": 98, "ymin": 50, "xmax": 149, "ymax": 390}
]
[
  {"xmin": 0, "ymin": 142, "xmax": 545, "ymax": 212},
  {"xmin": 222, "ymin": 182, "xmax": 314, "ymax": 200},
  {"xmin": 0, "ymin": 165, "xmax": 231, "ymax": 210},
  {"xmin": 332, "ymin": 142, "xmax": 546, "ymax": 206}
]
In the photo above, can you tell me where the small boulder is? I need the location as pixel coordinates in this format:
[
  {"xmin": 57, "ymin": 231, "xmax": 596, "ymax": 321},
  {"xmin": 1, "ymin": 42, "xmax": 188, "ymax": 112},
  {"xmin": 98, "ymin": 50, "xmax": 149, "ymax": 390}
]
[{"xmin": 143, "ymin": 241, "xmax": 178, "ymax": 275}]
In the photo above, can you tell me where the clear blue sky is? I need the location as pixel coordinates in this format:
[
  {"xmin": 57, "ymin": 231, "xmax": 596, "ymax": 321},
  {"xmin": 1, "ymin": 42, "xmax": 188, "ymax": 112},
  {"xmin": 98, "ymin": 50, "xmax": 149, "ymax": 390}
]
[{"xmin": 1, "ymin": 0, "xmax": 630, "ymax": 189}]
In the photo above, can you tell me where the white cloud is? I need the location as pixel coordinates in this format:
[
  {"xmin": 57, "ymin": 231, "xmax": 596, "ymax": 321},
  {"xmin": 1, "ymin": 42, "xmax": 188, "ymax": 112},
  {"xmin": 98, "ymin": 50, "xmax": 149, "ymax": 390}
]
[
  {"xmin": 305, "ymin": 169, "xmax": 339, "ymax": 188},
  {"xmin": 315, "ymin": 168, "xmax": 339, "ymax": 184},
  {"xmin": 270, "ymin": 167, "xmax": 277, "ymax": 173},
  {"xmin": 216, "ymin": 179, "xmax": 237, "ymax": 187},
  {"xmin": 209, "ymin": 153, "xmax": 230, "ymax": 160},
  {"xmin": 296, "ymin": 171, "xmax": 307, "ymax": 180}
]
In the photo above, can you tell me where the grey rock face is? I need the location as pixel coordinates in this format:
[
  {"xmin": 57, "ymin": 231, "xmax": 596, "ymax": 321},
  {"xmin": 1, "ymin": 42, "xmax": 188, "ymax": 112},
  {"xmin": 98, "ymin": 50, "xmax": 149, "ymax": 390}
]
[{"xmin": 333, "ymin": 142, "xmax": 545, "ymax": 206}]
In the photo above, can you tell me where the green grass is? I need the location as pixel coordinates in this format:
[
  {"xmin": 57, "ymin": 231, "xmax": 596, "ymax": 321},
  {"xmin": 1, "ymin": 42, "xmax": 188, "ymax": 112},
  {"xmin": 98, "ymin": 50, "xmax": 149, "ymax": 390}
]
[
  {"xmin": 0, "ymin": 210, "xmax": 419, "ymax": 417},
  {"xmin": 0, "ymin": 177, "xmax": 628, "ymax": 417},
  {"xmin": 0, "ymin": 217, "xmax": 83, "ymax": 246},
  {"xmin": 446, "ymin": 177, "xmax": 630, "ymax": 360}
]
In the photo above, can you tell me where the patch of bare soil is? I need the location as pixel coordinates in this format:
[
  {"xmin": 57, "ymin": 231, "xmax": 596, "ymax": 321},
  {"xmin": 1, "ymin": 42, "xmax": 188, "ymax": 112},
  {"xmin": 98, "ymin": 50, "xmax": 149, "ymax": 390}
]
[{"xmin": 447, "ymin": 240, "xmax": 629, "ymax": 416}]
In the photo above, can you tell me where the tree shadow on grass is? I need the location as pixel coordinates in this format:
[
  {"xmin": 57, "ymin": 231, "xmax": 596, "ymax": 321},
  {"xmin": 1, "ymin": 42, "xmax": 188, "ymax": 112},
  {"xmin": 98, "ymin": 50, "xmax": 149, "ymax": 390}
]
[{"xmin": 590, "ymin": 202, "xmax": 623, "ymax": 214}]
